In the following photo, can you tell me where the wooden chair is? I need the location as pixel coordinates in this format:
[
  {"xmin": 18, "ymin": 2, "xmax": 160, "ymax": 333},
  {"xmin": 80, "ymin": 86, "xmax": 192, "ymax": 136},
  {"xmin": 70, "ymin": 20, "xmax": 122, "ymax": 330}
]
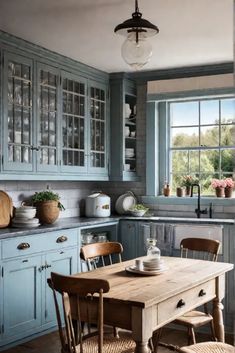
[
  {"xmin": 48, "ymin": 272, "xmax": 136, "ymax": 353},
  {"xmin": 152, "ymin": 238, "xmax": 221, "ymax": 352},
  {"xmin": 176, "ymin": 341, "xmax": 235, "ymax": 353},
  {"xmin": 80, "ymin": 242, "xmax": 123, "ymax": 338},
  {"xmin": 80, "ymin": 242, "xmax": 123, "ymax": 271}
]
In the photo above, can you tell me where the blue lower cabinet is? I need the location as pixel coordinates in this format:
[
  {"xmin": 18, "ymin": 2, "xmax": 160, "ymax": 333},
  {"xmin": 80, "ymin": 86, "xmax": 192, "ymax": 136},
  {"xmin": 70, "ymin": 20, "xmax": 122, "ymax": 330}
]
[
  {"xmin": 2, "ymin": 255, "xmax": 42, "ymax": 340},
  {"xmin": 43, "ymin": 248, "xmax": 78, "ymax": 326},
  {"xmin": 119, "ymin": 221, "xmax": 138, "ymax": 261}
]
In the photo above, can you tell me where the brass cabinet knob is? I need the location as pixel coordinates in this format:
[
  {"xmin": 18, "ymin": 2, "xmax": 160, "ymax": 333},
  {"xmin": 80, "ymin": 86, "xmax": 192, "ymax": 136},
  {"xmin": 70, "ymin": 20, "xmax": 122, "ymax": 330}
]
[
  {"xmin": 17, "ymin": 242, "xmax": 30, "ymax": 250},
  {"xmin": 56, "ymin": 235, "xmax": 68, "ymax": 243}
]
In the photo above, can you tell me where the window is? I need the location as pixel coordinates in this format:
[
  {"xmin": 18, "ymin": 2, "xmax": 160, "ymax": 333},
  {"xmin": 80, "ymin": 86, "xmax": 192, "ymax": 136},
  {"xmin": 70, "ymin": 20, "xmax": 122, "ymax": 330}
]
[{"xmin": 169, "ymin": 96, "xmax": 235, "ymax": 194}]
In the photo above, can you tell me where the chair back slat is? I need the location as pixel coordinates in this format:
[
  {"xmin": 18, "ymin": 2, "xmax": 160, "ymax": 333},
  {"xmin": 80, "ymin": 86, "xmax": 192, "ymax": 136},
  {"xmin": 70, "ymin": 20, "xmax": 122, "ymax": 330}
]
[
  {"xmin": 48, "ymin": 272, "xmax": 110, "ymax": 353},
  {"xmin": 81, "ymin": 242, "xmax": 123, "ymax": 271},
  {"xmin": 180, "ymin": 238, "xmax": 220, "ymax": 262}
]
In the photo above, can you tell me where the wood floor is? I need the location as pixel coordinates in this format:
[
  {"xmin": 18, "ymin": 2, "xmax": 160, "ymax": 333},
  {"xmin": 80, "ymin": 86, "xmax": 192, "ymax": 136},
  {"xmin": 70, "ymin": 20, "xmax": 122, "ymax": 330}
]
[{"xmin": 3, "ymin": 328, "xmax": 234, "ymax": 353}]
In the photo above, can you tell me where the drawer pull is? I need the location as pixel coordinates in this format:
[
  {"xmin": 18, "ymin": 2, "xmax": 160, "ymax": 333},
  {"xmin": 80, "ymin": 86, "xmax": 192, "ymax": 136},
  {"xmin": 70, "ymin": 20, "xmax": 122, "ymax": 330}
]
[
  {"xmin": 17, "ymin": 243, "xmax": 30, "ymax": 250},
  {"xmin": 56, "ymin": 236, "xmax": 68, "ymax": 243},
  {"xmin": 199, "ymin": 289, "xmax": 206, "ymax": 297},
  {"xmin": 176, "ymin": 299, "xmax": 185, "ymax": 309}
]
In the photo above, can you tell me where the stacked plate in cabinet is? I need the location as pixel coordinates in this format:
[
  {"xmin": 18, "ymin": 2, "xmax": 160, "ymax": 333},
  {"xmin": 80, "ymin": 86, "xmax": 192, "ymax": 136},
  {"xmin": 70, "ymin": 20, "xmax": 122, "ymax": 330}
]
[
  {"xmin": 125, "ymin": 148, "xmax": 135, "ymax": 158},
  {"xmin": 12, "ymin": 206, "xmax": 40, "ymax": 228}
]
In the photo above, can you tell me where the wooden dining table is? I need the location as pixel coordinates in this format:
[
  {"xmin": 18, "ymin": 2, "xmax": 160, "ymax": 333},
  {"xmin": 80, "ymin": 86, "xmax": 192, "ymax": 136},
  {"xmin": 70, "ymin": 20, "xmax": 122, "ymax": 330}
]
[{"xmin": 74, "ymin": 256, "xmax": 233, "ymax": 353}]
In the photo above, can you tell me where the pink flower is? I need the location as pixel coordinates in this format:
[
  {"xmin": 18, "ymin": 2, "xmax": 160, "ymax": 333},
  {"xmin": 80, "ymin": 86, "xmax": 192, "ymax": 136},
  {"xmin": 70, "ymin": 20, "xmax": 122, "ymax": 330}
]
[
  {"xmin": 211, "ymin": 179, "xmax": 227, "ymax": 189},
  {"xmin": 224, "ymin": 178, "xmax": 235, "ymax": 188}
]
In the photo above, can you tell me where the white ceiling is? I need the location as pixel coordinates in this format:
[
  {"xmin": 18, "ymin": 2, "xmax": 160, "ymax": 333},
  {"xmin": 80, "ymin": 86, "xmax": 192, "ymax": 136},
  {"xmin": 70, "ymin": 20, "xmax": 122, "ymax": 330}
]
[{"xmin": 0, "ymin": 0, "xmax": 233, "ymax": 73}]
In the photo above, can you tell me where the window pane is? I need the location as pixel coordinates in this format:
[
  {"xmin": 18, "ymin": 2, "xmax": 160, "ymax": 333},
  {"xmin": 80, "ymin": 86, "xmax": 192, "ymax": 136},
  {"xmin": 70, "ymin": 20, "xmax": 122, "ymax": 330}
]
[
  {"xmin": 221, "ymin": 125, "xmax": 235, "ymax": 146},
  {"xmin": 221, "ymin": 98, "xmax": 235, "ymax": 124},
  {"xmin": 170, "ymin": 102, "xmax": 198, "ymax": 126},
  {"xmin": 171, "ymin": 127, "xmax": 199, "ymax": 147},
  {"xmin": 200, "ymin": 126, "xmax": 219, "ymax": 147},
  {"xmin": 200, "ymin": 150, "xmax": 218, "ymax": 173},
  {"xmin": 221, "ymin": 149, "xmax": 234, "ymax": 175},
  {"xmin": 189, "ymin": 151, "xmax": 199, "ymax": 173},
  {"xmin": 171, "ymin": 150, "xmax": 188, "ymax": 173},
  {"xmin": 200, "ymin": 100, "xmax": 219, "ymax": 125}
]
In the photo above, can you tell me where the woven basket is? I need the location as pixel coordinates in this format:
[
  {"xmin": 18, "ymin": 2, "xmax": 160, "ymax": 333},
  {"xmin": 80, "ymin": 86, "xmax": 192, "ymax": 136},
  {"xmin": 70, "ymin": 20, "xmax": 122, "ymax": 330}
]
[{"xmin": 36, "ymin": 200, "xmax": 60, "ymax": 224}]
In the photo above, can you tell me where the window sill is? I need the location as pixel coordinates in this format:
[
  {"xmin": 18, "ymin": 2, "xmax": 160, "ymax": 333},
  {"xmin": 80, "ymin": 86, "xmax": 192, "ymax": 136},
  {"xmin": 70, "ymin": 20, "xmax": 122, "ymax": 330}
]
[{"xmin": 141, "ymin": 195, "xmax": 235, "ymax": 206}]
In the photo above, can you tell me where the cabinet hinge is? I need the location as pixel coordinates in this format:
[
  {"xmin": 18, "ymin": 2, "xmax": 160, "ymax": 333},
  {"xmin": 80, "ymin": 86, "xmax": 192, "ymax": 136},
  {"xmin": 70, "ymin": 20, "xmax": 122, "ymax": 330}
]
[
  {"xmin": 45, "ymin": 309, "xmax": 48, "ymax": 318},
  {"xmin": 1, "ymin": 267, "xmax": 3, "ymax": 277},
  {"xmin": 1, "ymin": 325, "xmax": 4, "ymax": 334}
]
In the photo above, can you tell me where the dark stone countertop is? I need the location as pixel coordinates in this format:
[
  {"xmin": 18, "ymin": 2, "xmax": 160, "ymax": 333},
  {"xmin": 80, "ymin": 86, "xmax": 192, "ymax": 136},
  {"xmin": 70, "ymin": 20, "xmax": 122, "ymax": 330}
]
[{"xmin": 0, "ymin": 215, "xmax": 234, "ymax": 240}]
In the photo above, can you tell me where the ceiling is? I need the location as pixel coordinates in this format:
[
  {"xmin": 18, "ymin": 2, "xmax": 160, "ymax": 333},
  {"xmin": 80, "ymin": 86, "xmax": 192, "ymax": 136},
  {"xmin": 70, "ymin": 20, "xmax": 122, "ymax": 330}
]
[{"xmin": 0, "ymin": 0, "xmax": 233, "ymax": 73}]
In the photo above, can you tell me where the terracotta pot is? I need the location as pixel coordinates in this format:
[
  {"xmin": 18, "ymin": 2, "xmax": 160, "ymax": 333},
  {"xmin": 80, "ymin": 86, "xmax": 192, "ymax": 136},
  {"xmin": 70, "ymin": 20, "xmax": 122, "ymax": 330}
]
[
  {"xmin": 176, "ymin": 187, "xmax": 184, "ymax": 197},
  {"xmin": 215, "ymin": 187, "xmax": 224, "ymax": 198},
  {"xmin": 35, "ymin": 200, "xmax": 60, "ymax": 224},
  {"xmin": 185, "ymin": 186, "xmax": 191, "ymax": 196},
  {"xmin": 224, "ymin": 187, "xmax": 233, "ymax": 198}
]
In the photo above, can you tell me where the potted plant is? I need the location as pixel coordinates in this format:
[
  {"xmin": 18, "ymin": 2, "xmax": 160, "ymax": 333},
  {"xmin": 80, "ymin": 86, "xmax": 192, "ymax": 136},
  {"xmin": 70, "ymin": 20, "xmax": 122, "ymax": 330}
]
[
  {"xmin": 211, "ymin": 179, "xmax": 226, "ymax": 197},
  {"xmin": 32, "ymin": 190, "xmax": 65, "ymax": 224},
  {"xmin": 181, "ymin": 175, "xmax": 198, "ymax": 196},
  {"xmin": 224, "ymin": 178, "xmax": 234, "ymax": 198}
]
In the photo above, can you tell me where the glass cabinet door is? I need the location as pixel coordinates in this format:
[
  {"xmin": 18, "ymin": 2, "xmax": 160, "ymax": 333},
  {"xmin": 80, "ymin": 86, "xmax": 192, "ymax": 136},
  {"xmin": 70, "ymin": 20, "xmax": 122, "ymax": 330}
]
[
  {"xmin": 36, "ymin": 64, "xmax": 59, "ymax": 172},
  {"xmin": 61, "ymin": 72, "xmax": 87, "ymax": 172},
  {"xmin": 89, "ymin": 81, "xmax": 107, "ymax": 174},
  {"xmin": 3, "ymin": 52, "xmax": 33, "ymax": 172}
]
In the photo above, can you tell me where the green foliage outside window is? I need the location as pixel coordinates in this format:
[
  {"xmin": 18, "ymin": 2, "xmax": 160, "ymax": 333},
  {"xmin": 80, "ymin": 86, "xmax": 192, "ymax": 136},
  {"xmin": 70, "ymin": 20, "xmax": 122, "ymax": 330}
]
[{"xmin": 170, "ymin": 97, "xmax": 235, "ymax": 195}]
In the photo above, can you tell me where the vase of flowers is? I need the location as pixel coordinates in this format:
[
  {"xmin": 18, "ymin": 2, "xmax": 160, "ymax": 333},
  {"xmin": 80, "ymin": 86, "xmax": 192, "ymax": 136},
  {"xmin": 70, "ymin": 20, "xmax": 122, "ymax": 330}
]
[
  {"xmin": 224, "ymin": 178, "xmax": 234, "ymax": 198},
  {"xmin": 181, "ymin": 175, "xmax": 199, "ymax": 196},
  {"xmin": 211, "ymin": 179, "xmax": 226, "ymax": 197}
]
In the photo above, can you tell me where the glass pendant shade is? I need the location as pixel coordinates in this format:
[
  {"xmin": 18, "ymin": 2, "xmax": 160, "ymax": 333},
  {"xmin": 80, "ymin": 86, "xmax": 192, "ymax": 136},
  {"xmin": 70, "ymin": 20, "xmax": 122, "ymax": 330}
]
[
  {"xmin": 121, "ymin": 32, "xmax": 152, "ymax": 70},
  {"xmin": 114, "ymin": 0, "xmax": 159, "ymax": 69}
]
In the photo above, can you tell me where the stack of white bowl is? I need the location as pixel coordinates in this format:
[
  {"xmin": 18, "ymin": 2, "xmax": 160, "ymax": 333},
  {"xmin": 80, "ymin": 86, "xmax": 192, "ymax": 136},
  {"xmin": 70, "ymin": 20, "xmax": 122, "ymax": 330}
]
[
  {"xmin": 12, "ymin": 206, "xmax": 40, "ymax": 228},
  {"xmin": 143, "ymin": 258, "xmax": 163, "ymax": 271}
]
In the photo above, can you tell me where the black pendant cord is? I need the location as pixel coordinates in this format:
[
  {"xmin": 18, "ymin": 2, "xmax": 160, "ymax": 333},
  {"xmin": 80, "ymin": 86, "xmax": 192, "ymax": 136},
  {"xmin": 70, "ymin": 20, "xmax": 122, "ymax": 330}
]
[{"xmin": 135, "ymin": 0, "xmax": 139, "ymax": 12}]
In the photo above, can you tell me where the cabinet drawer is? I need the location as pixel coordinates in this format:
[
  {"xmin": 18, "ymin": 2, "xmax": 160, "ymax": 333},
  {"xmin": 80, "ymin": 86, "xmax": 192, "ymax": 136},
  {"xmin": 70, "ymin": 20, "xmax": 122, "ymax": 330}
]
[
  {"xmin": 158, "ymin": 279, "xmax": 216, "ymax": 325},
  {"xmin": 2, "ymin": 229, "xmax": 78, "ymax": 259}
]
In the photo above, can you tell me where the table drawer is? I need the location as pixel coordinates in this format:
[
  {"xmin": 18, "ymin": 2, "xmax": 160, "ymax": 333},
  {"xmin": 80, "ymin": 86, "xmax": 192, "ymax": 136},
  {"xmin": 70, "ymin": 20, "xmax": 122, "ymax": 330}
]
[
  {"xmin": 2, "ymin": 229, "xmax": 78, "ymax": 259},
  {"xmin": 158, "ymin": 279, "xmax": 216, "ymax": 325}
]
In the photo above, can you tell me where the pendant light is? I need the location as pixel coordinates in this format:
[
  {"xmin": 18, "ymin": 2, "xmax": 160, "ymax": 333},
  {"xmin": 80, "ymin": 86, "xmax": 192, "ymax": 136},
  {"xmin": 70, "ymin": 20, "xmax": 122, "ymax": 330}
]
[{"xmin": 114, "ymin": 0, "xmax": 159, "ymax": 70}]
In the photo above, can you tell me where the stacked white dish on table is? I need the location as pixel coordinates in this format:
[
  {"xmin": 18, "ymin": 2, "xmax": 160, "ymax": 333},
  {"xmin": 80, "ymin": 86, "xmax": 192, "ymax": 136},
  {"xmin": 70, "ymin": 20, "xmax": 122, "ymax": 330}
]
[
  {"xmin": 143, "ymin": 258, "xmax": 163, "ymax": 271},
  {"xmin": 12, "ymin": 206, "xmax": 40, "ymax": 228}
]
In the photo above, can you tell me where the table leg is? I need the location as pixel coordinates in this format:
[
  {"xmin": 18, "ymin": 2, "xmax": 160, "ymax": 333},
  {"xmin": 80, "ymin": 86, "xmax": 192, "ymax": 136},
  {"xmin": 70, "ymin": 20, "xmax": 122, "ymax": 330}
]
[
  {"xmin": 134, "ymin": 341, "xmax": 150, "ymax": 353},
  {"xmin": 213, "ymin": 298, "xmax": 224, "ymax": 342}
]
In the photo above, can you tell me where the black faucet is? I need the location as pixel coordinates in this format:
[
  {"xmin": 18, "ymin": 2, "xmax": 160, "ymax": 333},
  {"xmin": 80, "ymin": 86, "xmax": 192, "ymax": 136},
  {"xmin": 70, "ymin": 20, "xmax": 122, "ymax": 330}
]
[{"xmin": 191, "ymin": 184, "xmax": 208, "ymax": 218}]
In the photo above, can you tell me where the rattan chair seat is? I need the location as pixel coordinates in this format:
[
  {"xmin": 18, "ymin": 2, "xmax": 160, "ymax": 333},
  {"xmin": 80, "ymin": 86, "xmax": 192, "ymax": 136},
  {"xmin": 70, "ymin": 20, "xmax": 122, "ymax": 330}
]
[
  {"xmin": 179, "ymin": 341, "xmax": 235, "ymax": 353},
  {"xmin": 79, "ymin": 331, "xmax": 135, "ymax": 353},
  {"xmin": 174, "ymin": 310, "xmax": 213, "ymax": 327}
]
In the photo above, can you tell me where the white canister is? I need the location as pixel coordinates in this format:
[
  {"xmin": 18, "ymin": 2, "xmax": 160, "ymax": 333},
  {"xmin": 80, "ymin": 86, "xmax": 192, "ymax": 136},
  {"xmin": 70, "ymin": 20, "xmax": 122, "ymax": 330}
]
[{"xmin": 85, "ymin": 192, "xmax": 111, "ymax": 217}]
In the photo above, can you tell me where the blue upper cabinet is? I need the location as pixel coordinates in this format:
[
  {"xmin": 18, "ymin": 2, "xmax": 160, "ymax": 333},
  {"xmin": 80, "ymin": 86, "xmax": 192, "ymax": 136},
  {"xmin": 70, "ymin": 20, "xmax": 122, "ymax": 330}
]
[
  {"xmin": 110, "ymin": 75, "xmax": 138, "ymax": 181},
  {"xmin": 2, "ymin": 51, "xmax": 34, "ymax": 173},
  {"xmin": 0, "ymin": 32, "xmax": 110, "ymax": 180}
]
